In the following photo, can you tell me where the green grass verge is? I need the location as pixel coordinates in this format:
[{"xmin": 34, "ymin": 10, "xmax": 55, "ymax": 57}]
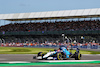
[
  {"xmin": 0, "ymin": 61, "xmax": 100, "ymax": 66},
  {"xmin": 0, "ymin": 47, "xmax": 54, "ymax": 54},
  {"xmin": 0, "ymin": 47, "xmax": 100, "ymax": 54}
]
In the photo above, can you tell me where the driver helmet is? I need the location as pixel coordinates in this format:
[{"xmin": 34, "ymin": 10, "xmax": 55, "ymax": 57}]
[{"xmin": 59, "ymin": 47, "xmax": 62, "ymax": 50}]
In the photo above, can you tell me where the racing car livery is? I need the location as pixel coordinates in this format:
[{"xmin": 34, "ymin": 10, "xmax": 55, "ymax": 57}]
[{"xmin": 33, "ymin": 47, "xmax": 82, "ymax": 60}]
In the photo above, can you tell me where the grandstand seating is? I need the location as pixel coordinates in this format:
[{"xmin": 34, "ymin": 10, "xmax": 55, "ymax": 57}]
[
  {"xmin": 0, "ymin": 20, "xmax": 99, "ymax": 32},
  {"xmin": 0, "ymin": 20, "xmax": 100, "ymax": 49}
]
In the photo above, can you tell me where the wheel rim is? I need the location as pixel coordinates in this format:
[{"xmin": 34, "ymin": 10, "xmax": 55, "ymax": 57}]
[
  {"xmin": 78, "ymin": 54, "xmax": 81, "ymax": 60},
  {"xmin": 57, "ymin": 53, "xmax": 63, "ymax": 60}
]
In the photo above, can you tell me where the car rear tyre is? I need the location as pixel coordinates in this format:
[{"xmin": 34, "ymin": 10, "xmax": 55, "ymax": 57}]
[
  {"xmin": 37, "ymin": 52, "xmax": 45, "ymax": 59},
  {"xmin": 37, "ymin": 52, "xmax": 43, "ymax": 56},
  {"xmin": 75, "ymin": 53, "xmax": 81, "ymax": 60},
  {"xmin": 57, "ymin": 53, "xmax": 63, "ymax": 60}
]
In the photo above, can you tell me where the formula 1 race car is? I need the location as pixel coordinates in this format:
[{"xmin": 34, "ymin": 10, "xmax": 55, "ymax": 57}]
[{"xmin": 33, "ymin": 47, "xmax": 82, "ymax": 60}]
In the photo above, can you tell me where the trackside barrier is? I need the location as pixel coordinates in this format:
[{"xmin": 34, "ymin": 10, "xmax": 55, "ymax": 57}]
[
  {"xmin": 1, "ymin": 44, "xmax": 100, "ymax": 49},
  {"xmin": 23, "ymin": 45, "xmax": 58, "ymax": 48},
  {"xmin": 71, "ymin": 45, "xmax": 99, "ymax": 49},
  {"xmin": 23, "ymin": 45, "xmax": 100, "ymax": 49},
  {"xmin": 98, "ymin": 45, "xmax": 100, "ymax": 49}
]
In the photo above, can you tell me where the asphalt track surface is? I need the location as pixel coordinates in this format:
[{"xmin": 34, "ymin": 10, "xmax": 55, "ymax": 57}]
[
  {"xmin": 0, "ymin": 54, "xmax": 100, "ymax": 67},
  {"xmin": 0, "ymin": 54, "xmax": 100, "ymax": 61}
]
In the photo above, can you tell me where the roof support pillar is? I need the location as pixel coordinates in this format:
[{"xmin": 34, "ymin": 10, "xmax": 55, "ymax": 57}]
[
  {"xmin": 30, "ymin": 20, "xmax": 32, "ymax": 23},
  {"xmin": 25, "ymin": 20, "xmax": 26, "ymax": 23},
  {"xmin": 20, "ymin": 20, "xmax": 21, "ymax": 23},
  {"xmin": 84, "ymin": 18, "xmax": 85, "ymax": 21},
  {"xmin": 0, "ymin": 20, "xmax": 1, "ymax": 26},
  {"xmin": 50, "ymin": 19, "xmax": 51, "ymax": 22},
  {"xmin": 90, "ymin": 17, "xmax": 92, "ymax": 21},
  {"xmin": 78, "ymin": 18, "xmax": 80, "ymax": 21},
  {"xmin": 4, "ymin": 20, "xmax": 5, "ymax": 25}
]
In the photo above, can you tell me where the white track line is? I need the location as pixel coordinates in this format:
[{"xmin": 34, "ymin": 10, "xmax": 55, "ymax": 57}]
[
  {"xmin": 83, "ymin": 54, "xmax": 100, "ymax": 56},
  {"xmin": 41, "ymin": 60, "xmax": 100, "ymax": 62},
  {"xmin": 0, "ymin": 60, "xmax": 100, "ymax": 63},
  {"xmin": 0, "ymin": 61, "xmax": 31, "ymax": 63}
]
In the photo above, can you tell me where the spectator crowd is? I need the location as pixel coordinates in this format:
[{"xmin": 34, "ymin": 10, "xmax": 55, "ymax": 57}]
[
  {"xmin": 0, "ymin": 20, "xmax": 100, "ymax": 32},
  {"xmin": 0, "ymin": 20, "xmax": 100, "ymax": 49}
]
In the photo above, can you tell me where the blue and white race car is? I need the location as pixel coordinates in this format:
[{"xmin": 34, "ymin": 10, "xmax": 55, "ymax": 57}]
[{"xmin": 33, "ymin": 47, "xmax": 82, "ymax": 60}]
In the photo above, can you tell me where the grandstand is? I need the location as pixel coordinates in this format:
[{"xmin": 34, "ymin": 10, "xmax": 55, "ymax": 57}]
[{"xmin": 0, "ymin": 8, "xmax": 100, "ymax": 48}]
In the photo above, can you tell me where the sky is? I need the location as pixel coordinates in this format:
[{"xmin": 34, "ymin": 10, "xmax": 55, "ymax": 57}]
[
  {"xmin": 0, "ymin": 0, "xmax": 100, "ymax": 25},
  {"xmin": 0, "ymin": 0, "xmax": 100, "ymax": 14}
]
